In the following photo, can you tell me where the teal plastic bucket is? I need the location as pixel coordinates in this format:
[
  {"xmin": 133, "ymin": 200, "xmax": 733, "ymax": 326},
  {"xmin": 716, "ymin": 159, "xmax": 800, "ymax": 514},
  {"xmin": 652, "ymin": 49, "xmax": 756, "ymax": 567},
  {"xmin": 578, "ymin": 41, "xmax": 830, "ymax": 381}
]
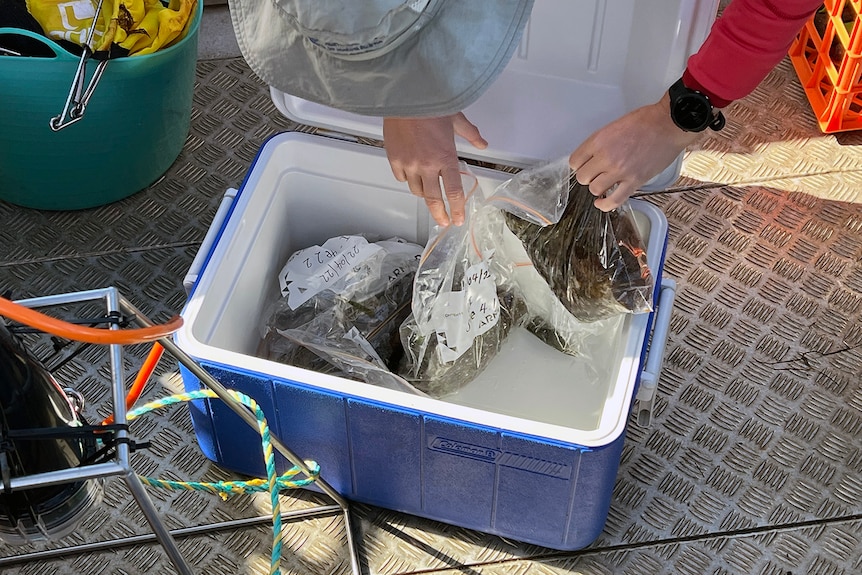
[{"xmin": 0, "ymin": 2, "xmax": 202, "ymax": 210}]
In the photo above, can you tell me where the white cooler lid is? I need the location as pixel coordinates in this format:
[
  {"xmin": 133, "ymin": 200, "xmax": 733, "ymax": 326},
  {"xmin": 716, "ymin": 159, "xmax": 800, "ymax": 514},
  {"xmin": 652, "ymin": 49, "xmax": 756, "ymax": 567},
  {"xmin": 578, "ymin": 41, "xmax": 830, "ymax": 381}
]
[{"xmin": 270, "ymin": 0, "xmax": 718, "ymax": 190}]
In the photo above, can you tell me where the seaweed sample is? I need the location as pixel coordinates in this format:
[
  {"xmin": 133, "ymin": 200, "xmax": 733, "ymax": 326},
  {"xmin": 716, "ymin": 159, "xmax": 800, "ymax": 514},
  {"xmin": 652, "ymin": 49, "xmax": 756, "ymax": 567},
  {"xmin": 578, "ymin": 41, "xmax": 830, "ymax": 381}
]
[
  {"xmin": 259, "ymin": 270, "xmax": 415, "ymax": 377},
  {"xmin": 258, "ymin": 242, "xmax": 420, "ymax": 380},
  {"xmin": 398, "ymin": 287, "xmax": 528, "ymax": 397},
  {"xmin": 504, "ymin": 175, "xmax": 653, "ymax": 322}
]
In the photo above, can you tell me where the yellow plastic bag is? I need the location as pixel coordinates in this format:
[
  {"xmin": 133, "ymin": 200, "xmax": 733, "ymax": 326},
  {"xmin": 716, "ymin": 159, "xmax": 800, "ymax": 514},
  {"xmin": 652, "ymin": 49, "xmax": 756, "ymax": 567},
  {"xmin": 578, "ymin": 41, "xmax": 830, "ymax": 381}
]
[{"xmin": 26, "ymin": 0, "xmax": 197, "ymax": 56}]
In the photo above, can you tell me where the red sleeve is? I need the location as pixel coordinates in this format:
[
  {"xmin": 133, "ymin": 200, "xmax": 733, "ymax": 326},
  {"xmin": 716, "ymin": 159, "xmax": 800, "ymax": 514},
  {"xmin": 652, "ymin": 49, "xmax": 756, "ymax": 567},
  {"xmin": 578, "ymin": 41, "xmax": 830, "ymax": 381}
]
[{"xmin": 683, "ymin": 0, "xmax": 823, "ymax": 107}]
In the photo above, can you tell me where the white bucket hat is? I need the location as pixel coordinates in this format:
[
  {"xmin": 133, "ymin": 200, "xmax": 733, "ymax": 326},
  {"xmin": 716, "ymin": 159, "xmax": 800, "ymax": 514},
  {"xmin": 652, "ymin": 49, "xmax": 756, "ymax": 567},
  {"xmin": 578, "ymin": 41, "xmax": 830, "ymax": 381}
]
[{"xmin": 229, "ymin": 0, "xmax": 534, "ymax": 117}]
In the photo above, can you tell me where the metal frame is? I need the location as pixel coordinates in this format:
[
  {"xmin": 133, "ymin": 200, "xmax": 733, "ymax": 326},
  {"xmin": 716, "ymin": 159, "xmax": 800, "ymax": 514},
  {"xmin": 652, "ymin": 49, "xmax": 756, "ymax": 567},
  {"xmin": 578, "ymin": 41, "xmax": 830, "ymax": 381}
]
[{"xmin": 0, "ymin": 287, "xmax": 361, "ymax": 575}]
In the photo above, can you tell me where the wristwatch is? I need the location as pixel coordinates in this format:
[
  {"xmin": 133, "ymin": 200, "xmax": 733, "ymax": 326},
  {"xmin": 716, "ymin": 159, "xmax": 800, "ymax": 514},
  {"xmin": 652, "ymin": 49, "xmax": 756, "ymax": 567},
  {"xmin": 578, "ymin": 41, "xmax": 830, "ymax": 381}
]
[{"xmin": 668, "ymin": 77, "xmax": 726, "ymax": 132}]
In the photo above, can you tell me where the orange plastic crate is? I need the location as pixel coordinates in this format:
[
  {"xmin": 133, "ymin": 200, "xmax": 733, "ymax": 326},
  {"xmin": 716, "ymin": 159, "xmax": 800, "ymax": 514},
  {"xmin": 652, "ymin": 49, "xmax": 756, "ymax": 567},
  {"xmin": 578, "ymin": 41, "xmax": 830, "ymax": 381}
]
[{"xmin": 789, "ymin": 0, "xmax": 862, "ymax": 133}]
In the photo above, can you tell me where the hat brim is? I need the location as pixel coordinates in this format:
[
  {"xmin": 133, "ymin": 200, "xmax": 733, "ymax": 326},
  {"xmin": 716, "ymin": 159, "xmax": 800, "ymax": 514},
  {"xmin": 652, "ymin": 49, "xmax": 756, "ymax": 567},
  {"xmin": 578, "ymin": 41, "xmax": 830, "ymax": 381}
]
[{"xmin": 229, "ymin": 0, "xmax": 534, "ymax": 117}]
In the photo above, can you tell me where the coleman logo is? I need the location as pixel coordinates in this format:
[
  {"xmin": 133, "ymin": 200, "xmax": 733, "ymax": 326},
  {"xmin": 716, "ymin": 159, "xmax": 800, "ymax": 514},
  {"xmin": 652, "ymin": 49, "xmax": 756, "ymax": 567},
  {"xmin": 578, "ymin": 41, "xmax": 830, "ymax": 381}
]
[
  {"xmin": 431, "ymin": 438, "xmax": 498, "ymax": 461},
  {"xmin": 429, "ymin": 437, "xmax": 571, "ymax": 479}
]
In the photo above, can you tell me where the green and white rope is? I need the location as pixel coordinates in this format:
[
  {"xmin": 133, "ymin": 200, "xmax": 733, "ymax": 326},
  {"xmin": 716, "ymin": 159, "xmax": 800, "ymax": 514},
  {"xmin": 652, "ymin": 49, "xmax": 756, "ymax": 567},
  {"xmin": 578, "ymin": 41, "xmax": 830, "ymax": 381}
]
[{"xmin": 126, "ymin": 389, "xmax": 319, "ymax": 575}]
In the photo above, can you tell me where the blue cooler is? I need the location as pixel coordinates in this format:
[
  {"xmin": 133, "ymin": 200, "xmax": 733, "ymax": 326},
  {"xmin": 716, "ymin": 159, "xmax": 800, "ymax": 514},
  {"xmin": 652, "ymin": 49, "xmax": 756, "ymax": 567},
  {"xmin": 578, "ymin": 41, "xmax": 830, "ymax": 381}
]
[
  {"xmin": 175, "ymin": 132, "xmax": 675, "ymax": 550},
  {"xmin": 176, "ymin": 0, "xmax": 715, "ymax": 550}
]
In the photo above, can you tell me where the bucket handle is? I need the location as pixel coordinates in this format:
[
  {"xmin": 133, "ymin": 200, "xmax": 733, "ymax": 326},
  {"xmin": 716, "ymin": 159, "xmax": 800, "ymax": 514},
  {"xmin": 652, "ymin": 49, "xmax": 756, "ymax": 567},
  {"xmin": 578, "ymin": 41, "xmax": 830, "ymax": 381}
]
[
  {"xmin": 0, "ymin": 19, "xmax": 108, "ymax": 132},
  {"xmin": 0, "ymin": 27, "xmax": 79, "ymax": 61},
  {"xmin": 49, "ymin": 54, "xmax": 108, "ymax": 131},
  {"xmin": 48, "ymin": 0, "xmax": 109, "ymax": 132}
]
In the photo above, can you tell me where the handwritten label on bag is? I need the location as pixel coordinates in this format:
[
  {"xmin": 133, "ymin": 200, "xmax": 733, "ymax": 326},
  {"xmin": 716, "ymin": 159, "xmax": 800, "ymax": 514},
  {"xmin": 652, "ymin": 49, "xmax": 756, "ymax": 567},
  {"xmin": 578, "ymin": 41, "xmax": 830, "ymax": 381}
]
[
  {"xmin": 376, "ymin": 239, "xmax": 423, "ymax": 286},
  {"xmin": 279, "ymin": 235, "xmax": 381, "ymax": 309},
  {"xmin": 431, "ymin": 260, "xmax": 500, "ymax": 364}
]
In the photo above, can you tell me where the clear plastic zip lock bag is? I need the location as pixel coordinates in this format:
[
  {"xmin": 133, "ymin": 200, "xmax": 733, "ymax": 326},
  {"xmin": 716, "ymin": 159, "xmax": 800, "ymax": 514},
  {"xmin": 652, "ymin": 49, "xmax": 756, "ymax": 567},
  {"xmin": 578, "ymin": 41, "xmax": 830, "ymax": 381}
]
[
  {"xmin": 258, "ymin": 234, "xmax": 426, "ymax": 395},
  {"xmin": 490, "ymin": 157, "xmax": 654, "ymax": 326},
  {"xmin": 397, "ymin": 169, "xmax": 528, "ymax": 398}
]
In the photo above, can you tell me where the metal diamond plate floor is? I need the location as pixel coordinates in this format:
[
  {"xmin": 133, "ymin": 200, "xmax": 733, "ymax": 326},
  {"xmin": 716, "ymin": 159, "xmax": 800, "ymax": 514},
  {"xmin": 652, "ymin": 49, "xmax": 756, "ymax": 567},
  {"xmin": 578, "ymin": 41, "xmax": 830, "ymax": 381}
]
[{"xmin": 1, "ymin": 13, "xmax": 861, "ymax": 575}]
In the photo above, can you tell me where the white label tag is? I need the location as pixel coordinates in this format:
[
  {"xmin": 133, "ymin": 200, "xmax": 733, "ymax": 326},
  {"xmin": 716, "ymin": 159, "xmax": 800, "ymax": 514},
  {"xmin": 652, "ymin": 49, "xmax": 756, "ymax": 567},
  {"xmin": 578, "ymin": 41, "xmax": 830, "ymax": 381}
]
[
  {"xmin": 279, "ymin": 236, "xmax": 381, "ymax": 309},
  {"xmin": 375, "ymin": 238, "xmax": 424, "ymax": 257},
  {"xmin": 432, "ymin": 291, "xmax": 472, "ymax": 364},
  {"xmin": 376, "ymin": 239, "xmax": 423, "ymax": 286},
  {"xmin": 463, "ymin": 261, "xmax": 499, "ymax": 338},
  {"xmin": 430, "ymin": 260, "xmax": 500, "ymax": 364}
]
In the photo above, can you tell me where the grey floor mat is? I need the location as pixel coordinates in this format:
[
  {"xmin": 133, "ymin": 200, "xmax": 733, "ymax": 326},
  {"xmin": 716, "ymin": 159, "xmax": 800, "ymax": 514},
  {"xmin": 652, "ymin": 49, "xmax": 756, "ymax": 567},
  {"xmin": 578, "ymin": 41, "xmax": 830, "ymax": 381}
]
[{"xmin": 0, "ymin": 54, "xmax": 860, "ymax": 575}]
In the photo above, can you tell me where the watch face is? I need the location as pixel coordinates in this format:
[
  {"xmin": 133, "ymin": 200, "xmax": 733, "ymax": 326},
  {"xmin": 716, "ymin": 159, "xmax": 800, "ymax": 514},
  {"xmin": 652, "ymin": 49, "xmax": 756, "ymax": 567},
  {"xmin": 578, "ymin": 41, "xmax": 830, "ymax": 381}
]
[{"xmin": 673, "ymin": 94, "xmax": 711, "ymax": 131}]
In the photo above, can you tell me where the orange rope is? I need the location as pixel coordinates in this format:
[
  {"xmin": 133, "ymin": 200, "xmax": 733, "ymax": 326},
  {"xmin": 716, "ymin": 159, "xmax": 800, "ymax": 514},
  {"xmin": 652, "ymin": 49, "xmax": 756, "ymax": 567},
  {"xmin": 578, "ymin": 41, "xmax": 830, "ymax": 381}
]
[
  {"xmin": 0, "ymin": 296, "xmax": 182, "ymax": 345},
  {"xmin": 101, "ymin": 342, "xmax": 164, "ymax": 426}
]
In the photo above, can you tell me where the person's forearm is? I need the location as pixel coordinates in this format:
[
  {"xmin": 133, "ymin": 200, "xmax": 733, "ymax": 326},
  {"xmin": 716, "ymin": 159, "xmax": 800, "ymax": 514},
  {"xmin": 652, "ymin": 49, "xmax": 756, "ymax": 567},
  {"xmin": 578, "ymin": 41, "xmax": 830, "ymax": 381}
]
[{"xmin": 684, "ymin": 0, "xmax": 823, "ymax": 106}]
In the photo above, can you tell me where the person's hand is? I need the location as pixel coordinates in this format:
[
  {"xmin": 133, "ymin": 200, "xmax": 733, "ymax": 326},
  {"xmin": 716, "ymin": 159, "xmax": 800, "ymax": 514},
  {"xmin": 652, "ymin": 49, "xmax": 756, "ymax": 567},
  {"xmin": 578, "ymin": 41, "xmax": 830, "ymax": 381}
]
[
  {"xmin": 383, "ymin": 113, "xmax": 488, "ymax": 226},
  {"xmin": 569, "ymin": 92, "xmax": 704, "ymax": 211}
]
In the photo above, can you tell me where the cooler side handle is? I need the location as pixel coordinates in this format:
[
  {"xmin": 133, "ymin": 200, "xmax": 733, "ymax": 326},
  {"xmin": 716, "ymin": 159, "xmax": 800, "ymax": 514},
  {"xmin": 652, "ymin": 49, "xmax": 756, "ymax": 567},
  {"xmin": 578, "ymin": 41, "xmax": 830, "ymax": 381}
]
[
  {"xmin": 635, "ymin": 278, "xmax": 677, "ymax": 427},
  {"xmin": 183, "ymin": 188, "xmax": 238, "ymax": 296}
]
